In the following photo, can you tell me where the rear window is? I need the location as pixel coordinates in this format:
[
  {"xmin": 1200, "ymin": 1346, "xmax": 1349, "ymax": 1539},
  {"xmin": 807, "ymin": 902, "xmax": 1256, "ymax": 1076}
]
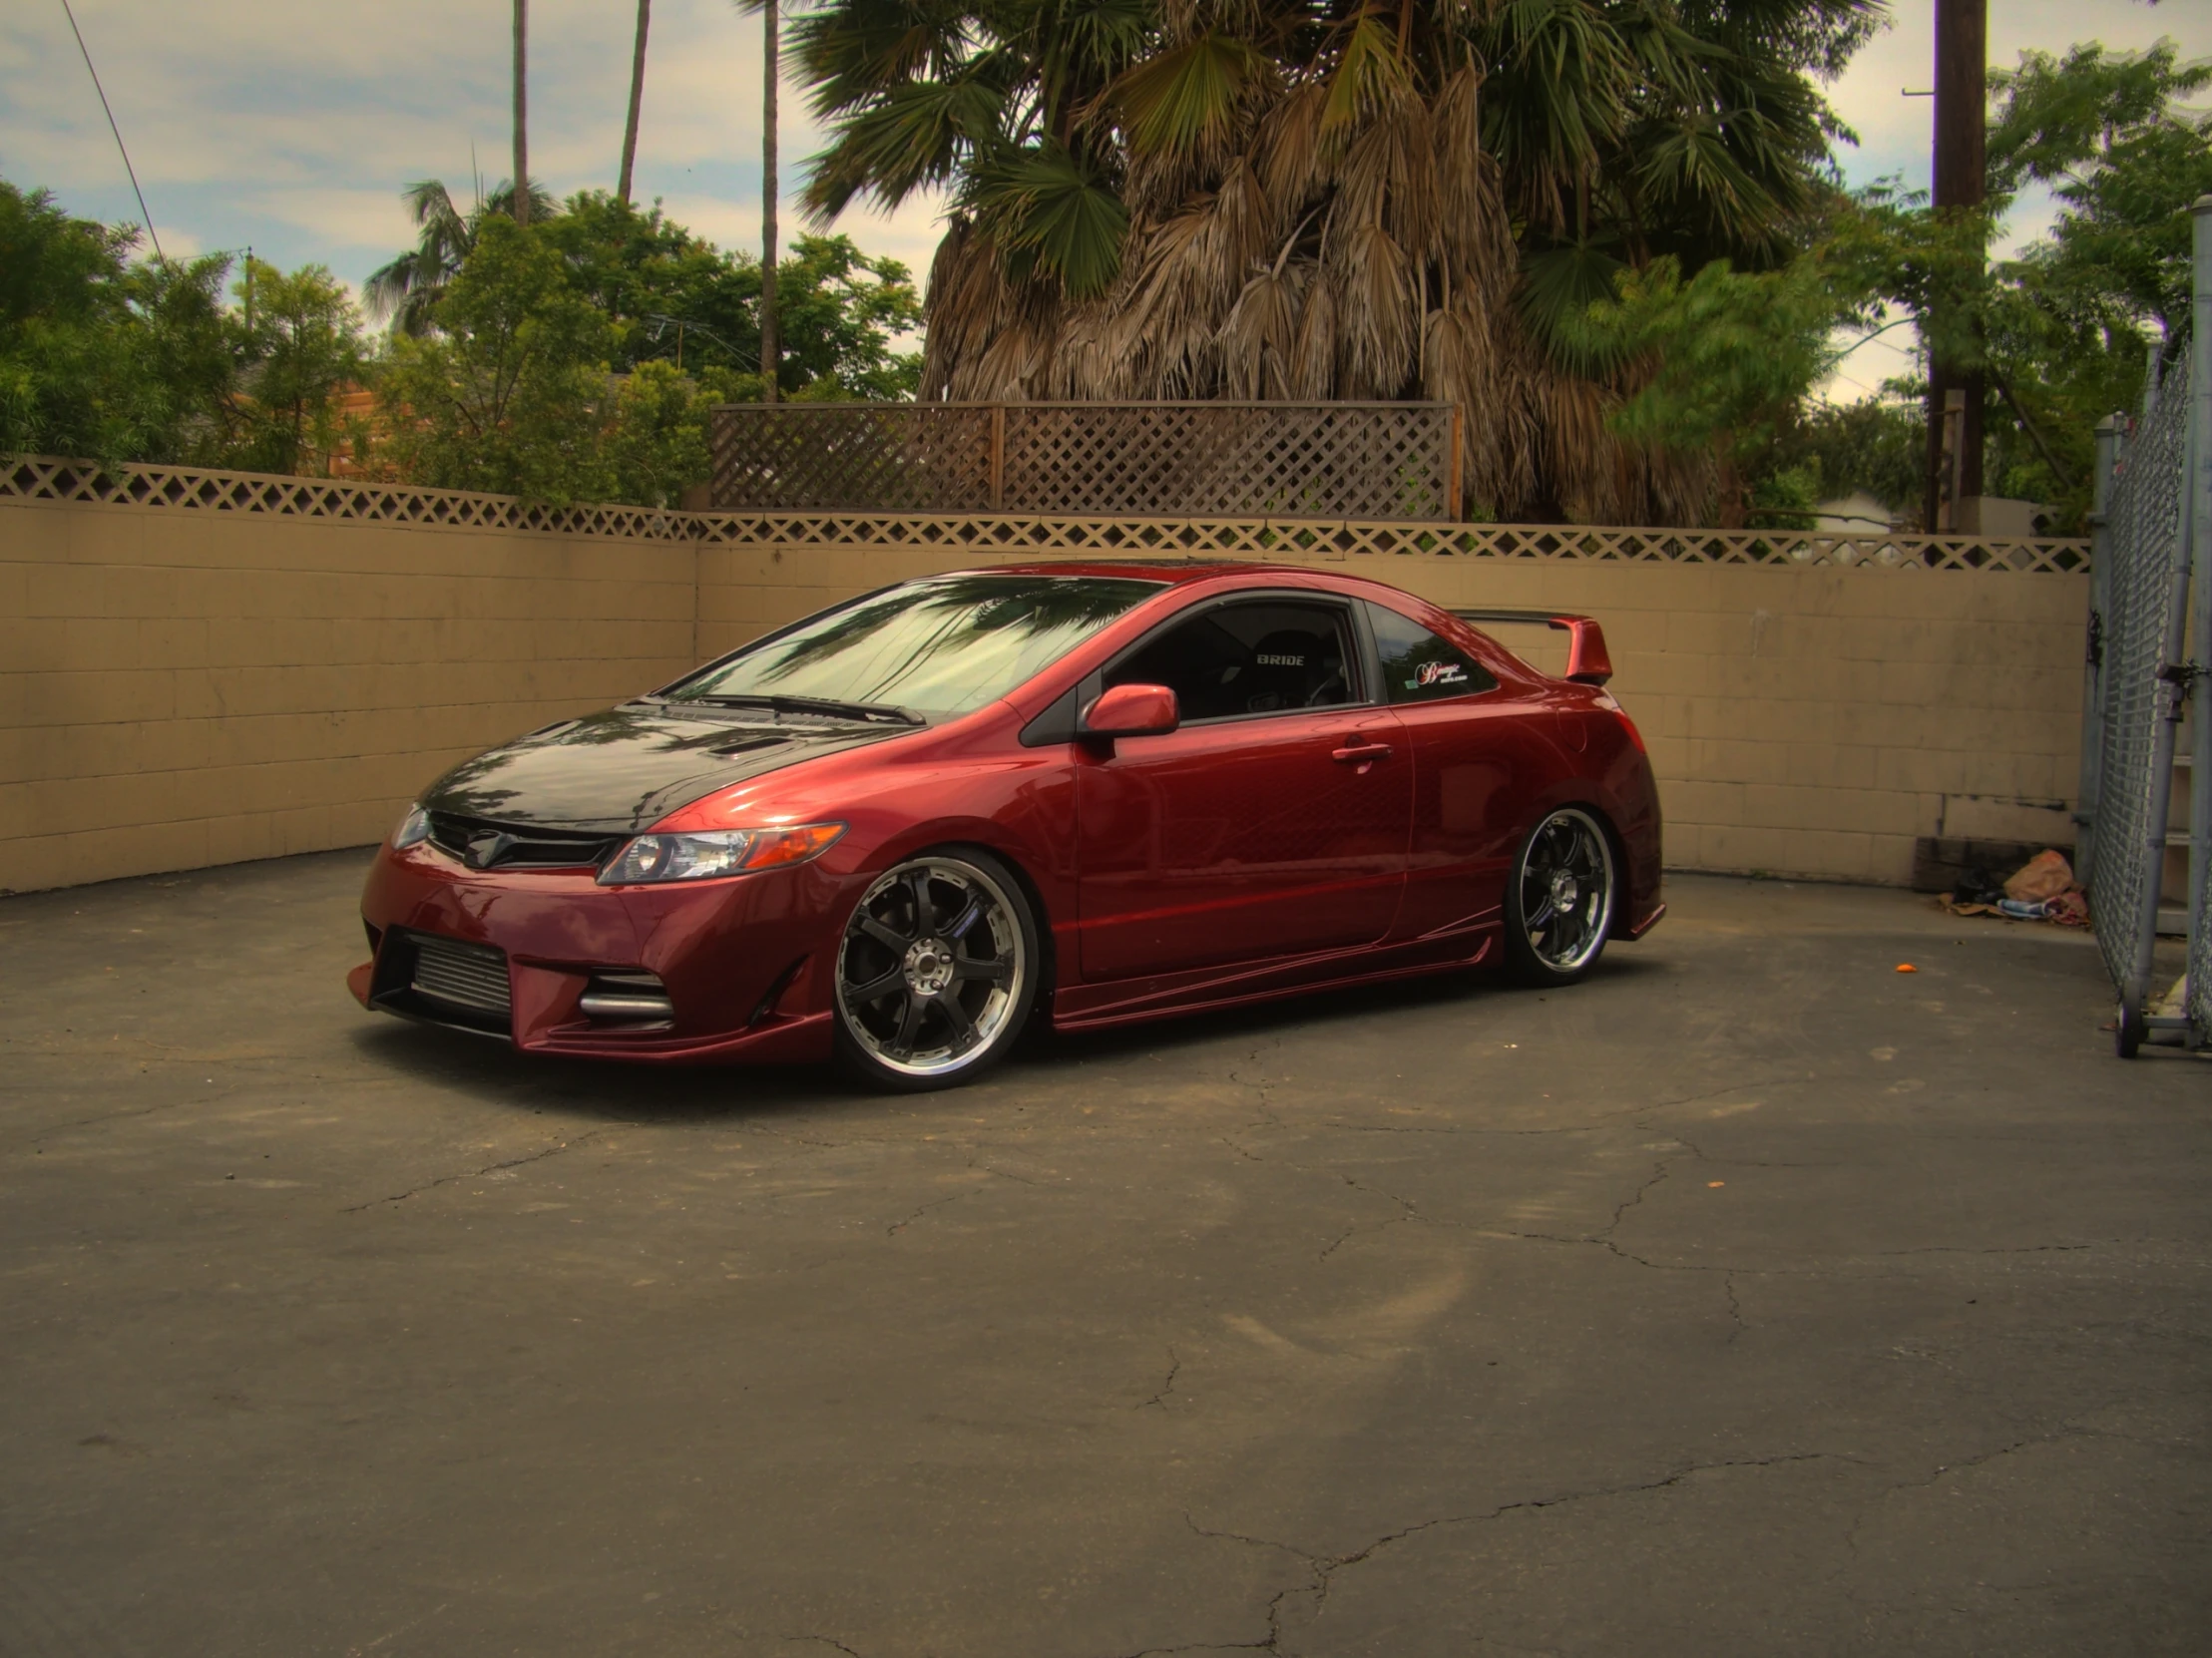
[{"xmin": 1368, "ymin": 603, "xmax": 1498, "ymax": 703}]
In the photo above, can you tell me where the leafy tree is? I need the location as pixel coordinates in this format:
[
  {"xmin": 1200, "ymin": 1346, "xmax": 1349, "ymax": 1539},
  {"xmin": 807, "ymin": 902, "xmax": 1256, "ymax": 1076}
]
[
  {"xmin": 363, "ymin": 178, "xmax": 561, "ymax": 335},
  {"xmin": 1763, "ymin": 396, "xmax": 1926, "ymax": 525},
  {"xmin": 535, "ymin": 192, "xmax": 921, "ymax": 396},
  {"xmin": 0, "ymin": 180, "xmax": 233, "ymax": 463},
  {"xmin": 1989, "ymin": 40, "xmax": 2212, "ymax": 342},
  {"xmin": 602, "ymin": 357, "xmax": 721, "ymax": 506},
  {"xmin": 1811, "ymin": 41, "xmax": 2212, "ymax": 531},
  {"xmin": 220, "ymin": 259, "xmax": 372, "ymax": 476},
  {"xmin": 1582, "ymin": 253, "xmax": 1855, "ymax": 526},
  {"xmin": 377, "ymin": 214, "xmax": 621, "ymax": 504}
]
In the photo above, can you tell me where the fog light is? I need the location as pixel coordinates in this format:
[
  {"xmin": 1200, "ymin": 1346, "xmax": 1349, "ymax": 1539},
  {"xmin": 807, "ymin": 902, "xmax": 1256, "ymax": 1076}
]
[{"xmin": 579, "ymin": 970, "xmax": 674, "ymax": 1027}]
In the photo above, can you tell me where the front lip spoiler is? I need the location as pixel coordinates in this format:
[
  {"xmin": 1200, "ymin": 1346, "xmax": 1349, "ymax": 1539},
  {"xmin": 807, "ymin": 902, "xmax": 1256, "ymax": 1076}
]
[
  {"xmin": 365, "ymin": 988, "xmax": 513, "ymax": 1041},
  {"xmin": 1625, "ymin": 901, "xmax": 1666, "ymax": 940}
]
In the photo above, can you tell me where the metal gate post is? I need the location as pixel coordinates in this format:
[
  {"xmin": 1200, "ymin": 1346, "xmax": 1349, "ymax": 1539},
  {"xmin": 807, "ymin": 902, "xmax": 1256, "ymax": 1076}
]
[
  {"xmin": 2127, "ymin": 197, "xmax": 2212, "ymax": 1049},
  {"xmin": 2078, "ymin": 413, "xmax": 2119, "ymax": 885},
  {"xmin": 2189, "ymin": 198, "xmax": 2212, "ymax": 1029}
]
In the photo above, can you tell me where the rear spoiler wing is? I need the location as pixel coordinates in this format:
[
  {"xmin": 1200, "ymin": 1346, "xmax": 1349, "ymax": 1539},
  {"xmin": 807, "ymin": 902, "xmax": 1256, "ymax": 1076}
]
[{"xmin": 1451, "ymin": 610, "xmax": 1612, "ymax": 687}]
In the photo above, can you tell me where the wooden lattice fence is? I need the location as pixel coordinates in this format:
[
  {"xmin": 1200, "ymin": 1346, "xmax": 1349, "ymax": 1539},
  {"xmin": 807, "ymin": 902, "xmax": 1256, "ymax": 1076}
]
[{"xmin": 708, "ymin": 402, "xmax": 1462, "ymax": 520}]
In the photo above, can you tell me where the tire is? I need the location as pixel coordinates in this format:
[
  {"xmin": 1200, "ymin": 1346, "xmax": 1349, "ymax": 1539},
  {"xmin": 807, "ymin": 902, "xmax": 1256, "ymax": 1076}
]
[
  {"xmin": 831, "ymin": 848, "xmax": 1041, "ymax": 1092},
  {"xmin": 1504, "ymin": 806, "xmax": 1618, "ymax": 987},
  {"xmin": 2115, "ymin": 1000, "xmax": 2145, "ymax": 1059}
]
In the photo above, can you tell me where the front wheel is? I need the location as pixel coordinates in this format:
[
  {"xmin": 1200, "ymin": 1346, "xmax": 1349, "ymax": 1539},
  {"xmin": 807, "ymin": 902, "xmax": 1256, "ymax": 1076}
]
[
  {"xmin": 832, "ymin": 849, "xmax": 1040, "ymax": 1091},
  {"xmin": 1504, "ymin": 806, "xmax": 1617, "ymax": 986}
]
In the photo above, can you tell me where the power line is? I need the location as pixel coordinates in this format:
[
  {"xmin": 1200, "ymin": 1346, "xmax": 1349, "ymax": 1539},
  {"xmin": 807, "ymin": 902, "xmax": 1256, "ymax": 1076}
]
[{"xmin": 57, "ymin": 0, "xmax": 164, "ymax": 264}]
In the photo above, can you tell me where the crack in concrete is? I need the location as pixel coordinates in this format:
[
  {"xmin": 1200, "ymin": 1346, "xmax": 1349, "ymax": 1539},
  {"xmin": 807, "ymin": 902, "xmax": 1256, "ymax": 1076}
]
[
  {"xmin": 1314, "ymin": 1073, "xmax": 1806, "ymax": 1142},
  {"xmin": 1831, "ymin": 1428, "xmax": 2103, "ymax": 1579},
  {"xmin": 782, "ymin": 1636, "xmax": 866, "ymax": 1658},
  {"xmin": 1167, "ymin": 1453, "xmax": 1859, "ymax": 1655},
  {"xmin": 1874, "ymin": 1243, "xmax": 2095, "ymax": 1257},
  {"xmin": 967, "ymin": 1156, "xmax": 1044, "ymax": 1186},
  {"xmin": 15, "ymin": 1093, "xmax": 217, "ymax": 1150},
  {"xmin": 1137, "ymin": 1348, "xmax": 1181, "ymax": 1410},
  {"xmin": 1308, "ymin": 1452, "xmax": 1855, "ymax": 1607},
  {"xmin": 340, "ymin": 1129, "xmax": 624, "ymax": 1212},
  {"xmin": 886, "ymin": 1191, "xmax": 967, "ymax": 1236}
]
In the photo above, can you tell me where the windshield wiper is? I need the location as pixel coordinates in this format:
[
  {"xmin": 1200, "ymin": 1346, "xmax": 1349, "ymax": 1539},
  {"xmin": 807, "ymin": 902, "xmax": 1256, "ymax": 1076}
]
[{"xmin": 668, "ymin": 692, "xmax": 924, "ymax": 726}]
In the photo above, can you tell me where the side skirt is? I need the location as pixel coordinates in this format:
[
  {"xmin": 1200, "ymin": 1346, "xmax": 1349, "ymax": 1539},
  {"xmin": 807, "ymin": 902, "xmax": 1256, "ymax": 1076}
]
[{"xmin": 1052, "ymin": 930, "xmax": 1497, "ymax": 1033}]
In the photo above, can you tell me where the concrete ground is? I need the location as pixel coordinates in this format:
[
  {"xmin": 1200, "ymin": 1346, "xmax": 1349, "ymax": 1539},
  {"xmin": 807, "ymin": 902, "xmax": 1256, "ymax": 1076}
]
[{"xmin": 2, "ymin": 853, "xmax": 2207, "ymax": 1658}]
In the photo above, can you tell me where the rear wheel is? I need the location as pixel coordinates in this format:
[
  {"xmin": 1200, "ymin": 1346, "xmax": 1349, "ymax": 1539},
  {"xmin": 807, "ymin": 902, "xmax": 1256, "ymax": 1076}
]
[
  {"xmin": 1504, "ymin": 807, "xmax": 1617, "ymax": 986},
  {"xmin": 832, "ymin": 850, "xmax": 1039, "ymax": 1091}
]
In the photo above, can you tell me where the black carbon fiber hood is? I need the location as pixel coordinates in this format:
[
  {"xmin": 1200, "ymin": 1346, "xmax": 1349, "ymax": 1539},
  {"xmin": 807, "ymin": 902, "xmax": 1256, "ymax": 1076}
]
[{"xmin": 419, "ymin": 702, "xmax": 908, "ymax": 832}]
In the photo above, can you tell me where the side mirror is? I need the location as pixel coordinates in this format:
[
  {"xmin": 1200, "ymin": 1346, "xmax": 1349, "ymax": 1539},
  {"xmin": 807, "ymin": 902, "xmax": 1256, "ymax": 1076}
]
[{"xmin": 1081, "ymin": 682, "xmax": 1180, "ymax": 739}]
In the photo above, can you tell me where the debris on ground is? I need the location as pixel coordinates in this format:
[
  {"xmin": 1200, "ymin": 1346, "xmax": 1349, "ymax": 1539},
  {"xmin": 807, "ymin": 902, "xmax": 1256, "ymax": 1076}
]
[
  {"xmin": 1939, "ymin": 849, "xmax": 2089, "ymax": 927},
  {"xmin": 2153, "ymin": 976, "xmax": 2189, "ymax": 1019}
]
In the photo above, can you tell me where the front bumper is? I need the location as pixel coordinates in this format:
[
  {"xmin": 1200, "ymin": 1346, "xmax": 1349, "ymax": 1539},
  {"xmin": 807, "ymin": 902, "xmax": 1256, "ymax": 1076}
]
[{"xmin": 350, "ymin": 840, "xmax": 840, "ymax": 1064}]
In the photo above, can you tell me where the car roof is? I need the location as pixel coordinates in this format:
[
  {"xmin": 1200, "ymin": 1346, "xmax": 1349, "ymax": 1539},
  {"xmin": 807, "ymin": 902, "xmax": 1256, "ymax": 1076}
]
[{"xmin": 940, "ymin": 560, "xmax": 1339, "ymax": 587}]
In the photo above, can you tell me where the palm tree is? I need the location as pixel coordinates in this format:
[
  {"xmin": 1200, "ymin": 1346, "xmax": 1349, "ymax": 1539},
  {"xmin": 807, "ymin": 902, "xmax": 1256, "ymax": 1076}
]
[
  {"xmin": 619, "ymin": 0, "xmax": 653, "ymax": 207},
  {"xmin": 362, "ymin": 177, "xmax": 558, "ymax": 334},
  {"xmin": 787, "ymin": 0, "xmax": 1877, "ymax": 523}
]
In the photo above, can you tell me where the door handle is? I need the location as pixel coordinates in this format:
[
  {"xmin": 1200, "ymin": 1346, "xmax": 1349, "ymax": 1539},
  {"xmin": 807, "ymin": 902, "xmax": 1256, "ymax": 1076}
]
[{"xmin": 1332, "ymin": 742, "xmax": 1393, "ymax": 765}]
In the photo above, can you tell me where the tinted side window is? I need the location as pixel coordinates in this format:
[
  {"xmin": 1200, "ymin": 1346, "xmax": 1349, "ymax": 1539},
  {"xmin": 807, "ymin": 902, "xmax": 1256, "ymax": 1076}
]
[
  {"xmin": 1368, "ymin": 603, "xmax": 1498, "ymax": 703},
  {"xmin": 1106, "ymin": 600, "xmax": 1357, "ymax": 720}
]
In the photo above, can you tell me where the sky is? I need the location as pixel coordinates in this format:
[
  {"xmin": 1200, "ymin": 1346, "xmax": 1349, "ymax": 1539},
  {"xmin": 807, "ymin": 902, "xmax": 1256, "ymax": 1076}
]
[{"xmin": 3, "ymin": 0, "xmax": 2206, "ymax": 393}]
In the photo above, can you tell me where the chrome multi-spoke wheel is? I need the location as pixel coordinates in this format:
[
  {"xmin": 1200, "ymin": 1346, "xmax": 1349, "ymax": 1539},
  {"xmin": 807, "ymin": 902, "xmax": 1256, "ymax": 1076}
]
[
  {"xmin": 1506, "ymin": 807, "xmax": 1616, "ymax": 983},
  {"xmin": 833, "ymin": 852, "xmax": 1036, "ymax": 1088}
]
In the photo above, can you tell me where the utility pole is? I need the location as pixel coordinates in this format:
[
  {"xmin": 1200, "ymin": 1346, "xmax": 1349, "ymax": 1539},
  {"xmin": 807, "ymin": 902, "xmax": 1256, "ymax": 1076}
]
[
  {"xmin": 760, "ymin": 0, "xmax": 779, "ymax": 403},
  {"xmin": 619, "ymin": 0, "xmax": 651, "ymax": 208},
  {"xmin": 1924, "ymin": 0, "xmax": 1985, "ymax": 531},
  {"xmin": 513, "ymin": 0, "xmax": 531, "ymax": 225}
]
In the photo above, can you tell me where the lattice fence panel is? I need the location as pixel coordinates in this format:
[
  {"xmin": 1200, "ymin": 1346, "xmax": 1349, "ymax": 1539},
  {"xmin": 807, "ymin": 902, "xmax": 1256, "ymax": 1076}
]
[
  {"xmin": 1001, "ymin": 403, "xmax": 1451, "ymax": 519},
  {"xmin": 6, "ymin": 454, "xmax": 2090, "ymax": 573},
  {"xmin": 708, "ymin": 402, "xmax": 1454, "ymax": 520}
]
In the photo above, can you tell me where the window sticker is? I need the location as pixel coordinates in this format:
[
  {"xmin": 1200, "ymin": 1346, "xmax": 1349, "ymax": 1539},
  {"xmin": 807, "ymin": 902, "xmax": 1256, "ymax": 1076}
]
[{"xmin": 1413, "ymin": 660, "xmax": 1469, "ymax": 689}]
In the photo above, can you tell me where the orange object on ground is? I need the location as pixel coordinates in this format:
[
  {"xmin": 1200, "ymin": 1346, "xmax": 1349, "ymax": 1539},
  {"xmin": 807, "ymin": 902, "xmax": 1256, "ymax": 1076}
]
[{"xmin": 1896, "ymin": 963, "xmax": 1919, "ymax": 973}]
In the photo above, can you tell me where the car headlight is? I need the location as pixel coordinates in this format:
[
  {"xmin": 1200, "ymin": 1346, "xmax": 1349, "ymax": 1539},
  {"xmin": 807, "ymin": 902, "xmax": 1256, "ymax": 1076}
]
[
  {"xmin": 392, "ymin": 804, "xmax": 431, "ymax": 849},
  {"xmin": 597, "ymin": 822, "xmax": 845, "ymax": 886}
]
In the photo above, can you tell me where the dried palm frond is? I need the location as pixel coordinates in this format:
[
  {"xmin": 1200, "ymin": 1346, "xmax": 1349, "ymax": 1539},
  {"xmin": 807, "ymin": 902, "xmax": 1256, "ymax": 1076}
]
[
  {"xmin": 1332, "ymin": 220, "xmax": 1413, "ymax": 397},
  {"xmin": 1221, "ymin": 255, "xmax": 1308, "ymax": 398},
  {"xmin": 1251, "ymin": 83, "xmax": 1330, "ymax": 237},
  {"xmin": 1288, "ymin": 263, "xmax": 1338, "ymax": 400}
]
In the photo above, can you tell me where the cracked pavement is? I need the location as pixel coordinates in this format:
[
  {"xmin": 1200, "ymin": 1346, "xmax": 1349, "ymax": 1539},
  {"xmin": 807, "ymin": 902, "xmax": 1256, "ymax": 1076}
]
[{"xmin": 2, "ymin": 851, "xmax": 2208, "ymax": 1656}]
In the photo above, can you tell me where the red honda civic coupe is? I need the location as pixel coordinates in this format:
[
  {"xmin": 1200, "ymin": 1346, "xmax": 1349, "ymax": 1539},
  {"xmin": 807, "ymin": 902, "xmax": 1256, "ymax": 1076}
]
[{"xmin": 350, "ymin": 562, "xmax": 1663, "ymax": 1089}]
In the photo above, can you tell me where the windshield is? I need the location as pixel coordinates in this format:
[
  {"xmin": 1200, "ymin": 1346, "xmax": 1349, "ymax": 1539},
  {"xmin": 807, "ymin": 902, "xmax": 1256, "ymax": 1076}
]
[{"xmin": 664, "ymin": 575, "xmax": 1166, "ymax": 718}]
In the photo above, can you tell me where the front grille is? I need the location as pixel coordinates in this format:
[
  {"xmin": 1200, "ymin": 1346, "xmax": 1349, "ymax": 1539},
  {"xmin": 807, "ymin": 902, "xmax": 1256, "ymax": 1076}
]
[
  {"xmin": 425, "ymin": 812, "xmax": 624, "ymax": 872},
  {"xmin": 409, "ymin": 935, "xmax": 512, "ymax": 1018}
]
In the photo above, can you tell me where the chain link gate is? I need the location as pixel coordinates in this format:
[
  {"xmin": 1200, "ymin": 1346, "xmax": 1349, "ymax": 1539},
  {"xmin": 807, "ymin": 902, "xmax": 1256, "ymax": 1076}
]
[{"xmin": 2084, "ymin": 196, "xmax": 2212, "ymax": 1054}]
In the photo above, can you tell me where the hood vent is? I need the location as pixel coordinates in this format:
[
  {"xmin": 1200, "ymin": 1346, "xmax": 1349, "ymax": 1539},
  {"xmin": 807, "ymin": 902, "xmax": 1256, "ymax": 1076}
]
[{"xmin": 709, "ymin": 732, "xmax": 795, "ymax": 757}]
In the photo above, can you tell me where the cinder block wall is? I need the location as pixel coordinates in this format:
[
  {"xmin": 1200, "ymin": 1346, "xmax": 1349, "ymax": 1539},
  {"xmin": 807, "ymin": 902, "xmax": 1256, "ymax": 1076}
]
[
  {"xmin": 1, "ymin": 498, "xmax": 697, "ymax": 894},
  {"xmin": 3, "ymin": 489, "xmax": 2087, "ymax": 894}
]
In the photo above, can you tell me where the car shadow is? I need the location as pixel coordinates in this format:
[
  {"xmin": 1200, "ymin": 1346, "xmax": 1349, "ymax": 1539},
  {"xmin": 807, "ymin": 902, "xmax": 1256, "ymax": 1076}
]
[
  {"xmin": 1030, "ymin": 950, "xmax": 1668, "ymax": 1069},
  {"xmin": 345, "ymin": 950, "xmax": 1669, "ymax": 1124}
]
